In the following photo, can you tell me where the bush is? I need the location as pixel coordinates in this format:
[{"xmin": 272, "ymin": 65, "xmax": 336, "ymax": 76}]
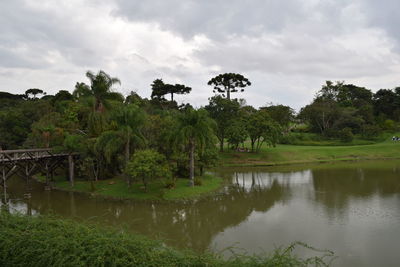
[
  {"xmin": 361, "ymin": 124, "xmax": 381, "ymax": 140},
  {"xmin": 194, "ymin": 177, "xmax": 202, "ymax": 186},
  {"xmin": 164, "ymin": 178, "xmax": 176, "ymax": 189},
  {"xmin": 339, "ymin": 127, "xmax": 354, "ymax": 143},
  {"xmin": 383, "ymin": 119, "xmax": 395, "ymax": 131},
  {"xmin": 0, "ymin": 213, "xmax": 335, "ymax": 267},
  {"xmin": 126, "ymin": 149, "xmax": 171, "ymax": 191}
]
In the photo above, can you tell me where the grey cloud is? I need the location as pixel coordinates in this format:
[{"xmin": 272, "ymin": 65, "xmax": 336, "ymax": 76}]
[
  {"xmin": 113, "ymin": 0, "xmax": 311, "ymax": 39},
  {"xmin": 0, "ymin": 0, "xmax": 107, "ymax": 70},
  {"xmin": 362, "ymin": 0, "xmax": 400, "ymax": 48},
  {"xmin": 195, "ymin": 33, "xmax": 396, "ymax": 79},
  {"xmin": 1, "ymin": 0, "xmax": 400, "ymax": 109}
]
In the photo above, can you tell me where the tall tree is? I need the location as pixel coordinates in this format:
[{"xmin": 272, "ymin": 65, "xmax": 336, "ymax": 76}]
[
  {"xmin": 373, "ymin": 89, "xmax": 398, "ymax": 119},
  {"xmin": 299, "ymin": 98, "xmax": 340, "ymax": 135},
  {"xmin": 150, "ymin": 79, "xmax": 167, "ymax": 100},
  {"xmin": 111, "ymin": 104, "xmax": 146, "ymax": 165},
  {"xmin": 175, "ymin": 108, "xmax": 216, "ymax": 186},
  {"xmin": 261, "ymin": 104, "xmax": 295, "ymax": 134},
  {"xmin": 205, "ymin": 96, "xmax": 240, "ymax": 152},
  {"xmin": 74, "ymin": 70, "xmax": 122, "ymax": 113},
  {"xmin": 25, "ymin": 88, "xmax": 45, "ymax": 100},
  {"xmin": 150, "ymin": 79, "xmax": 191, "ymax": 101},
  {"xmin": 207, "ymin": 73, "xmax": 251, "ymax": 100},
  {"xmin": 169, "ymin": 84, "xmax": 191, "ymax": 102},
  {"xmin": 246, "ymin": 110, "xmax": 280, "ymax": 152},
  {"xmin": 73, "ymin": 82, "xmax": 91, "ymax": 99},
  {"xmin": 53, "ymin": 90, "xmax": 74, "ymax": 103},
  {"xmin": 95, "ymin": 104, "xmax": 146, "ymax": 170}
]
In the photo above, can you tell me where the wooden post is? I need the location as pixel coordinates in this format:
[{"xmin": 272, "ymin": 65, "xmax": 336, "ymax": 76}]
[
  {"xmin": 25, "ymin": 165, "xmax": 30, "ymax": 191},
  {"xmin": 68, "ymin": 154, "xmax": 74, "ymax": 187},
  {"xmin": 45, "ymin": 162, "xmax": 49, "ymax": 186},
  {"xmin": 44, "ymin": 162, "xmax": 51, "ymax": 191},
  {"xmin": 26, "ymin": 198, "xmax": 32, "ymax": 216},
  {"xmin": 2, "ymin": 166, "xmax": 7, "ymax": 205}
]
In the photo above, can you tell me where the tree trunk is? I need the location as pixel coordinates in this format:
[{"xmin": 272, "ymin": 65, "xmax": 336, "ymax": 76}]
[
  {"xmin": 171, "ymin": 92, "xmax": 174, "ymax": 101},
  {"xmin": 125, "ymin": 133, "xmax": 130, "ymax": 166},
  {"xmin": 126, "ymin": 174, "xmax": 131, "ymax": 188},
  {"xmin": 45, "ymin": 162, "xmax": 50, "ymax": 187},
  {"xmin": 68, "ymin": 154, "xmax": 74, "ymax": 187},
  {"xmin": 250, "ymin": 138, "xmax": 256, "ymax": 152},
  {"xmin": 226, "ymin": 87, "xmax": 230, "ymax": 100},
  {"xmin": 189, "ymin": 139, "xmax": 195, "ymax": 187}
]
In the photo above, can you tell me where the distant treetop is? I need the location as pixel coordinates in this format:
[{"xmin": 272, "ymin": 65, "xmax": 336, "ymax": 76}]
[{"xmin": 207, "ymin": 73, "xmax": 251, "ymax": 100}]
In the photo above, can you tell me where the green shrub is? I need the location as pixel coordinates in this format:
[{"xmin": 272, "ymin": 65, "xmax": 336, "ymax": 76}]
[
  {"xmin": 164, "ymin": 178, "xmax": 176, "ymax": 189},
  {"xmin": 361, "ymin": 124, "xmax": 381, "ymax": 140},
  {"xmin": 0, "ymin": 213, "xmax": 335, "ymax": 267},
  {"xmin": 383, "ymin": 119, "xmax": 395, "ymax": 131},
  {"xmin": 194, "ymin": 177, "xmax": 203, "ymax": 186},
  {"xmin": 339, "ymin": 127, "xmax": 354, "ymax": 143},
  {"xmin": 126, "ymin": 149, "xmax": 171, "ymax": 191}
]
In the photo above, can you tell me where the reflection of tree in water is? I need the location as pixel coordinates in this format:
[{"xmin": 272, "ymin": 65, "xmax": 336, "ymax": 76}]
[
  {"xmin": 19, "ymin": 172, "xmax": 289, "ymax": 252},
  {"xmin": 311, "ymin": 166, "xmax": 400, "ymax": 218}
]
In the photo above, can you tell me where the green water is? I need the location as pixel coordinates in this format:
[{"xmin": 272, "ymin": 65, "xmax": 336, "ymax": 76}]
[{"xmin": 3, "ymin": 160, "xmax": 400, "ymax": 266}]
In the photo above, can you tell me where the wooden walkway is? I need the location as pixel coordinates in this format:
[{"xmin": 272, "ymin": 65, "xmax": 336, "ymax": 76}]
[{"xmin": 0, "ymin": 148, "xmax": 77, "ymax": 204}]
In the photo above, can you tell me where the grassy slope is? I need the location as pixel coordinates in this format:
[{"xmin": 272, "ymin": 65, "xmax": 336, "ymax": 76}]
[
  {"xmin": 220, "ymin": 136, "xmax": 400, "ymax": 166},
  {"xmin": 48, "ymin": 174, "xmax": 223, "ymax": 201},
  {"xmin": 0, "ymin": 213, "xmax": 334, "ymax": 267}
]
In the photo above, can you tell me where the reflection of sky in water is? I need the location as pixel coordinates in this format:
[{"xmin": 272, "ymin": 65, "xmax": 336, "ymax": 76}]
[
  {"xmin": 0, "ymin": 199, "xmax": 38, "ymax": 215},
  {"xmin": 217, "ymin": 165, "xmax": 400, "ymax": 267},
  {"xmin": 231, "ymin": 170, "xmax": 312, "ymax": 191}
]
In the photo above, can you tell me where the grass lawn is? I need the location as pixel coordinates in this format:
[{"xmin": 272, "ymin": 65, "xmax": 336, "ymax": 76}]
[
  {"xmin": 41, "ymin": 174, "xmax": 223, "ymax": 201},
  {"xmin": 220, "ymin": 135, "xmax": 400, "ymax": 166}
]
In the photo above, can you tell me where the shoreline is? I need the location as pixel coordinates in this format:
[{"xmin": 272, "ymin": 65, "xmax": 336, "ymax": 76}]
[
  {"xmin": 218, "ymin": 155, "xmax": 400, "ymax": 167},
  {"xmin": 33, "ymin": 174, "xmax": 226, "ymax": 204},
  {"xmin": 35, "ymin": 156, "xmax": 400, "ymax": 202},
  {"xmin": 33, "ymin": 140, "xmax": 400, "ymax": 201},
  {"xmin": 218, "ymin": 139, "xmax": 400, "ymax": 167}
]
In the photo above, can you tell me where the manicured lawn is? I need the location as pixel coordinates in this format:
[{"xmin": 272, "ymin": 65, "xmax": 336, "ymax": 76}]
[
  {"xmin": 220, "ymin": 135, "xmax": 400, "ymax": 166},
  {"xmin": 48, "ymin": 174, "xmax": 223, "ymax": 201}
]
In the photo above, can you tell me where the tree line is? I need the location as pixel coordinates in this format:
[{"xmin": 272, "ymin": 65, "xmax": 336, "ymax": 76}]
[{"xmin": 0, "ymin": 71, "xmax": 399, "ymax": 187}]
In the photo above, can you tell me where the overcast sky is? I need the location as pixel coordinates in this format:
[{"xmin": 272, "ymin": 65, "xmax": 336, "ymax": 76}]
[{"xmin": 1, "ymin": 0, "xmax": 399, "ymax": 110}]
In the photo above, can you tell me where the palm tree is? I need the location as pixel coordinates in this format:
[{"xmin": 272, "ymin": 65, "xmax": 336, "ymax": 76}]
[
  {"xmin": 95, "ymin": 104, "xmax": 146, "ymax": 170},
  {"xmin": 112, "ymin": 104, "xmax": 146, "ymax": 165},
  {"xmin": 73, "ymin": 70, "xmax": 124, "ymax": 136},
  {"xmin": 175, "ymin": 108, "xmax": 216, "ymax": 186},
  {"xmin": 73, "ymin": 70, "xmax": 123, "ymax": 113},
  {"xmin": 86, "ymin": 70, "xmax": 122, "ymax": 112}
]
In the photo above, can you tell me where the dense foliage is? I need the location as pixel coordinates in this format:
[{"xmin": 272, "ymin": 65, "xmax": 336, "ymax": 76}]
[
  {"xmin": 1, "ymin": 71, "xmax": 399, "ymax": 184},
  {"xmin": 126, "ymin": 149, "xmax": 171, "ymax": 190},
  {"xmin": 0, "ymin": 213, "xmax": 334, "ymax": 267},
  {"xmin": 298, "ymin": 81, "xmax": 400, "ymax": 139}
]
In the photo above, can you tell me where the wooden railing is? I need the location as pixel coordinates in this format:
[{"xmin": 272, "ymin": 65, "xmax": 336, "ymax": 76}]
[
  {"xmin": 0, "ymin": 148, "xmax": 78, "ymax": 204},
  {"xmin": 0, "ymin": 149, "xmax": 70, "ymax": 163}
]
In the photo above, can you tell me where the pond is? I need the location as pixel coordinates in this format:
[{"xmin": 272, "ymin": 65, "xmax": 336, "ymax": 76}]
[{"xmin": 3, "ymin": 160, "xmax": 400, "ymax": 266}]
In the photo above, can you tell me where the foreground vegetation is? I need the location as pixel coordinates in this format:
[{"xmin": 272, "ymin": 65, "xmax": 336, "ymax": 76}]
[
  {"xmin": 0, "ymin": 213, "xmax": 334, "ymax": 266},
  {"xmin": 220, "ymin": 136, "xmax": 400, "ymax": 166},
  {"xmin": 37, "ymin": 174, "xmax": 223, "ymax": 201}
]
